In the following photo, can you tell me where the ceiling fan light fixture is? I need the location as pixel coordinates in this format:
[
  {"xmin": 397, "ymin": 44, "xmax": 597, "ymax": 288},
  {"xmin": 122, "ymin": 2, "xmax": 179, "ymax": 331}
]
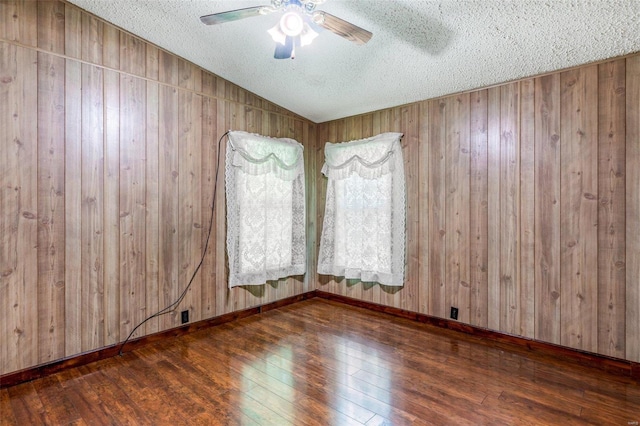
[
  {"xmin": 279, "ymin": 10, "xmax": 305, "ymax": 37},
  {"xmin": 268, "ymin": 23, "xmax": 287, "ymax": 45},
  {"xmin": 299, "ymin": 23, "xmax": 318, "ymax": 47}
]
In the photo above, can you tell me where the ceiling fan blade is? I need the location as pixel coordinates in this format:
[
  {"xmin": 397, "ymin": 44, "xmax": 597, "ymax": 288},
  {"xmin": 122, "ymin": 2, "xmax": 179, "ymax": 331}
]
[
  {"xmin": 274, "ymin": 36, "xmax": 295, "ymax": 59},
  {"xmin": 312, "ymin": 11, "xmax": 372, "ymax": 45},
  {"xmin": 200, "ymin": 5, "xmax": 274, "ymax": 25}
]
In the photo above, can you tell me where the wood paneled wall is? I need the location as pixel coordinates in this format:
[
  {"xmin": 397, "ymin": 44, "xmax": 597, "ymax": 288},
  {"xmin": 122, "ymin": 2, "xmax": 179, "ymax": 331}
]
[
  {"xmin": 0, "ymin": 0, "xmax": 317, "ymax": 375},
  {"xmin": 316, "ymin": 55, "xmax": 640, "ymax": 362},
  {"xmin": 2, "ymin": 0, "xmax": 639, "ymax": 377}
]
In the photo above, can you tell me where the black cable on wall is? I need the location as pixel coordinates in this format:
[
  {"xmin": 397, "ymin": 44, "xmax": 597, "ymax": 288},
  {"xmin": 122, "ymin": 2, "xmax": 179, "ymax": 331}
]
[{"xmin": 118, "ymin": 131, "xmax": 229, "ymax": 356}]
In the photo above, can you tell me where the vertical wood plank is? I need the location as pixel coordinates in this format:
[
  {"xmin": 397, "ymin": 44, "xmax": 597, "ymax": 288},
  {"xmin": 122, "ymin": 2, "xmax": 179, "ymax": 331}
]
[
  {"xmin": 177, "ymin": 58, "xmax": 191, "ymax": 90},
  {"xmin": 404, "ymin": 104, "xmax": 421, "ymax": 312},
  {"xmin": 560, "ymin": 65, "xmax": 599, "ymax": 352},
  {"xmin": 159, "ymin": 85, "xmax": 180, "ymax": 328},
  {"xmin": 520, "ymin": 79, "xmax": 536, "ymax": 338},
  {"xmin": 178, "ymin": 90, "xmax": 202, "ymax": 322},
  {"xmin": 177, "ymin": 58, "xmax": 199, "ymax": 91},
  {"xmin": 37, "ymin": 52, "xmax": 66, "ymax": 364},
  {"xmin": 81, "ymin": 64, "xmax": 104, "ymax": 352},
  {"xmin": 215, "ymin": 75, "xmax": 225, "ymax": 99},
  {"xmin": 158, "ymin": 49, "xmax": 178, "ymax": 326},
  {"xmin": 37, "ymin": 0, "xmax": 65, "ymax": 54},
  {"xmin": 81, "ymin": 12, "xmax": 102, "ymax": 65},
  {"xmin": 146, "ymin": 44, "xmax": 159, "ymax": 82},
  {"xmin": 16, "ymin": 43, "xmax": 39, "ymax": 372},
  {"xmin": 598, "ymin": 59, "xmax": 626, "ymax": 359},
  {"xmin": 119, "ymin": 74, "xmax": 146, "ymax": 340},
  {"xmin": 226, "ymin": 81, "xmax": 239, "ymax": 104},
  {"xmin": 36, "ymin": 4, "xmax": 67, "ymax": 363},
  {"xmin": 145, "ymin": 80, "xmax": 160, "ymax": 334},
  {"xmin": 626, "ymin": 55, "xmax": 640, "ymax": 362},
  {"xmin": 202, "ymin": 71, "xmax": 216, "ymax": 97},
  {"xmin": 469, "ymin": 90, "xmax": 488, "ymax": 327},
  {"xmin": 200, "ymin": 96, "xmax": 218, "ymax": 319},
  {"xmin": 535, "ymin": 73, "xmax": 561, "ymax": 344},
  {"xmin": 0, "ymin": 1, "xmax": 12, "ymax": 40},
  {"xmin": 428, "ymin": 99, "xmax": 446, "ymax": 318},
  {"xmin": 418, "ymin": 101, "xmax": 430, "ymax": 314},
  {"xmin": 193, "ymin": 64, "xmax": 203, "ymax": 93},
  {"xmin": 103, "ymin": 69, "xmax": 119, "ymax": 345},
  {"xmin": 487, "ymin": 87, "xmax": 501, "ymax": 330},
  {"xmin": 64, "ymin": 3, "xmax": 81, "ymax": 59},
  {"xmin": 0, "ymin": 0, "xmax": 37, "ymax": 46},
  {"xmin": 64, "ymin": 56, "xmax": 82, "ymax": 357},
  {"xmin": 120, "ymin": 32, "xmax": 145, "ymax": 77},
  {"xmin": 0, "ymin": 44, "xmax": 38, "ymax": 374},
  {"xmin": 445, "ymin": 95, "xmax": 471, "ymax": 322},
  {"xmin": 102, "ymin": 24, "xmax": 119, "ymax": 70},
  {"xmin": 499, "ymin": 83, "xmax": 520, "ymax": 335},
  {"xmin": 0, "ymin": 42, "xmax": 13, "ymax": 373}
]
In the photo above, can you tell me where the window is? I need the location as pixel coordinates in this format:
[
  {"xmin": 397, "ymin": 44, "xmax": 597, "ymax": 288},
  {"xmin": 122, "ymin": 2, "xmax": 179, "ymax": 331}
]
[
  {"xmin": 226, "ymin": 131, "xmax": 305, "ymax": 287},
  {"xmin": 318, "ymin": 132, "xmax": 405, "ymax": 286}
]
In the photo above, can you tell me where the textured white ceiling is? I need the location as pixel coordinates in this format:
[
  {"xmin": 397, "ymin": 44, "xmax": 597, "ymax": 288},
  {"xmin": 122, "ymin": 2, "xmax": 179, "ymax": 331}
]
[{"xmin": 67, "ymin": 0, "xmax": 640, "ymax": 123}]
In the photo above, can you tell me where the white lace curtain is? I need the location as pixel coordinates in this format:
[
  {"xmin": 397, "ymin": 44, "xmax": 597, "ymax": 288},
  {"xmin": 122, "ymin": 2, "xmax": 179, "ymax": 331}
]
[
  {"xmin": 318, "ymin": 132, "xmax": 406, "ymax": 286},
  {"xmin": 225, "ymin": 131, "xmax": 306, "ymax": 287}
]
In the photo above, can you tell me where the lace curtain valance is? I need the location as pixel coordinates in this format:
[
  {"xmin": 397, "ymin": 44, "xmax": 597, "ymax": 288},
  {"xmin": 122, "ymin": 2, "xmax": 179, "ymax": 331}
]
[
  {"xmin": 318, "ymin": 132, "xmax": 406, "ymax": 286},
  {"xmin": 225, "ymin": 131, "xmax": 306, "ymax": 287}
]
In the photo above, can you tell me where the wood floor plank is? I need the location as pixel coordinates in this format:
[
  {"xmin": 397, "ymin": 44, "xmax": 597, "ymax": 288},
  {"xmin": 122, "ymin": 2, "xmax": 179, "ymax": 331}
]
[
  {"xmin": 75, "ymin": 364, "xmax": 155, "ymax": 425},
  {"xmin": 3, "ymin": 299, "xmax": 640, "ymax": 425},
  {"xmin": 6, "ymin": 383, "xmax": 45, "ymax": 425},
  {"xmin": 31, "ymin": 375, "xmax": 80, "ymax": 425},
  {"xmin": 0, "ymin": 388, "xmax": 18, "ymax": 426},
  {"xmin": 62, "ymin": 381, "xmax": 117, "ymax": 426}
]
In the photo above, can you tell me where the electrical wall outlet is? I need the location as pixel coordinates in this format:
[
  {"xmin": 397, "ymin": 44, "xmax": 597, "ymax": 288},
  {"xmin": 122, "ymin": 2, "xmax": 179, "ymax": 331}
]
[
  {"xmin": 181, "ymin": 310, "xmax": 189, "ymax": 324},
  {"xmin": 450, "ymin": 307, "xmax": 459, "ymax": 320}
]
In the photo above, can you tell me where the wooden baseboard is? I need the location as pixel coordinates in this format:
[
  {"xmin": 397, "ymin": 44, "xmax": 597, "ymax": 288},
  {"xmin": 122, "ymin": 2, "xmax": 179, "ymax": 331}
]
[
  {"xmin": 0, "ymin": 292, "xmax": 314, "ymax": 389},
  {"xmin": 3, "ymin": 289, "xmax": 638, "ymax": 388},
  {"xmin": 315, "ymin": 290, "xmax": 640, "ymax": 380}
]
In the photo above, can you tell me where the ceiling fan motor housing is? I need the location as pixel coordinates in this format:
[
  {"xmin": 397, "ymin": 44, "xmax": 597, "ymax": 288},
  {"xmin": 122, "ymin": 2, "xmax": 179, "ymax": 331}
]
[{"xmin": 272, "ymin": 0, "xmax": 326, "ymax": 14}]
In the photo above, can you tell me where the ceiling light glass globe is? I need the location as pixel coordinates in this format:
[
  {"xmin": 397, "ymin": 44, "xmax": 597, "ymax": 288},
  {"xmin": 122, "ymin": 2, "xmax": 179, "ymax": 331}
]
[{"xmin": 280, "ymin": 11, "xmax": 304, "ymax": 37}]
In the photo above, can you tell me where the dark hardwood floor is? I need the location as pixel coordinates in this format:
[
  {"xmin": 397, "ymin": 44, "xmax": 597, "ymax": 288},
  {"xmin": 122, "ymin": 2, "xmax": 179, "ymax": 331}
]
[{"xmin": 2, "ymin": 298, "xmax": 639, "ymax": 425}]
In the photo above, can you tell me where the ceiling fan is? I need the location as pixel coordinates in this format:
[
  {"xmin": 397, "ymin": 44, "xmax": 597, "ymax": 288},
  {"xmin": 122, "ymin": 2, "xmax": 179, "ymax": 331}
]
[{"xmin": 200, "ymin": 0, "xmax": 372, "ymax": 59}]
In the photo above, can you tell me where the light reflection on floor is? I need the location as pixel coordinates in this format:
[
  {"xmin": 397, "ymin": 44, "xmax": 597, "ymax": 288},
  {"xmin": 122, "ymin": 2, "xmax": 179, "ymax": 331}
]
[
  {"xmin": 241, "ymin": 344, "xmax": 297, "ymax": 424},
  {"xmin": 238, "ymin": 323, "xmax": 394, "ymax": 424}
]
